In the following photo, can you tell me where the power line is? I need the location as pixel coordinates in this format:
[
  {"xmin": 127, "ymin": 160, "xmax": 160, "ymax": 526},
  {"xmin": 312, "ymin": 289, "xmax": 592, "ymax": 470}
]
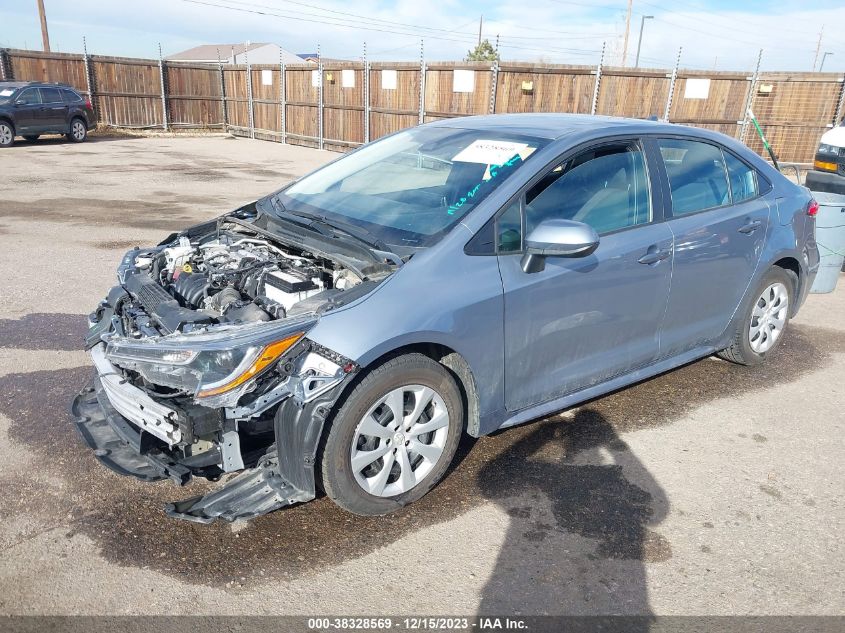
[
  {"xmin": 636, "ymin": 0, "xmax": 823, "ymax": 52},
  {"xmin": 179, "ymin": 0, "xmax": 605, "ymax": 58}
]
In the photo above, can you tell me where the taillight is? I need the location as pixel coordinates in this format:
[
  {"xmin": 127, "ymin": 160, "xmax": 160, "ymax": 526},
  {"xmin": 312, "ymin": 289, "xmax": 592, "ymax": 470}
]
[
  {"xmin": 85, "ymin": 99, "xmax": 92, "ymax": 109},
  {"xmin": 807, "ymin": 199, "xmax": 819, "ymax": 217}
]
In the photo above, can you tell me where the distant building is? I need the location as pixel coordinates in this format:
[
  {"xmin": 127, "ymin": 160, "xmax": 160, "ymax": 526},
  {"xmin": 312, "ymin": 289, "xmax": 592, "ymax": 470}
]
[
  {"xmin": 296, "ymin": 53, "xmax": 353, "ymax": 64},
  {"xmin": 167, "ymin": 43, "xmax": 305, "ymax": 65}
]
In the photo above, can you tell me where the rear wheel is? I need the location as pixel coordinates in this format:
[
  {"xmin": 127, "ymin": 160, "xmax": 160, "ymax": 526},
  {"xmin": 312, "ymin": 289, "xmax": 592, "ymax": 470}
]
[
  {"xmin": 320, "ymin": 354, "xmax": 463, "ymax": 515},
  {"xmin": 23, "ymin": 134, "xmax": 40, "ymax": 142},
  {"xmin": 717, "ymin": 267, "xmax": 794, "ymax": 365},
  {"xmin": 0, "ymin": 121, "xmax": 13, "ymax": 147},
  {"xmin": 67, "ymin": 118, "xmax": 87, "ymax": 143}
]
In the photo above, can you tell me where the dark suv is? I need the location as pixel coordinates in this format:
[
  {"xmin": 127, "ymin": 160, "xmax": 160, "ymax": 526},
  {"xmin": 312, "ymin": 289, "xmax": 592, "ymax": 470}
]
[{"xmin": 0, "ymin": 81, "xmax": 96, "ymax": 147}]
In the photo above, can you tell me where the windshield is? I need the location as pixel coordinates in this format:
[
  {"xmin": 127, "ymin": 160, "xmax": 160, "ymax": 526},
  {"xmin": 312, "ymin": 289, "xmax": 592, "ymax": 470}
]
[
  {"xmin": 275, "ymin": 126, "xmax": 549, "ymax": 248},
  {"xmin": 0, "ymin": 87, "xmax": 18, "ymax": 104}
]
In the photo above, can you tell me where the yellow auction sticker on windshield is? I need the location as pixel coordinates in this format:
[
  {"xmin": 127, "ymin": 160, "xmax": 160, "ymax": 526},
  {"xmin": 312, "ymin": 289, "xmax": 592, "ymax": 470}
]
[{"xmin": 453, "ymin": 140, "xmax": 530, "ymax": 165}]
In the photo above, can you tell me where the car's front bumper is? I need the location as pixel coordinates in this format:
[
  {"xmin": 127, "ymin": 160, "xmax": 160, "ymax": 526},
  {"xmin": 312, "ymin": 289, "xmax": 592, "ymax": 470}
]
[{"xmin": 72, "ymin": 338, "xmax": 357, "ymax": 522}]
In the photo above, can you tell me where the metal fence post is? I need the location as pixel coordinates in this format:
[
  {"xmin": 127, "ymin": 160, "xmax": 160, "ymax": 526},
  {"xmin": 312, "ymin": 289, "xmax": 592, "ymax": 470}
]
[
  {"xmin": 82, "ymin": 37, "xmax": 96, "ymax": 120},
  {"xmin": 318, "ymin": 52, "xmax": 324, "ymax": 150},
  {"xmin": 158, "ymin": 43, "xmax": 169, "ymax": 131},
  {"xmin": 217, "ymin": 48, "xmax": 228, "ymax": 130},
  {"xmin": 833, "ymin": 75, "xmax": 845, "ymax": 128},
  {"xmin": 590, "ymin": 42, "xmax": 605, "ymax": 115},
  {"xmin": 740, "ymin": 49, "xmax": 763, "ymax": 144},
  {"xmin": 245, "ymin": 45, "xmax": 255, "ymax": 139},
  {"xmin": 418, "ymin": 40, "xmax": 426, "ymax": 125},
  {"xmin": 0, "ymin": 48, "xmax": 11, "ymax": 81},
  {"xmin": 280, "ymin": 57, "xmax": 286, "ymax": 144},
  {"xmin": 489, "ymin": 58, "xmax": 499, "ymax": 114},
  {"xmin": 363, "ymin": 42, "xmax": 370, "ymax": 144},
  {"xmin": 663, "ymin": 47, "xmax": 682, "ymax": 122}
]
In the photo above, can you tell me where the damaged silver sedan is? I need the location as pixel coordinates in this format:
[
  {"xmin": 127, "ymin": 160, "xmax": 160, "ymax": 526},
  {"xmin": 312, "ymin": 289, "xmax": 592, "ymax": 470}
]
[{"xmin": 73, "ymin": 115, "xmax": 818, "ymax": 522}]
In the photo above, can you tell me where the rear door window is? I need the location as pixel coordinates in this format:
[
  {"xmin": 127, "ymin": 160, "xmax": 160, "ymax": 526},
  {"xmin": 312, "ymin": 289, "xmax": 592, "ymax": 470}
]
[
  {"xmin": 723, "ymin": 151, "xmax": 758, "ymax": 203},
  {"xmin": 40, "ymin": 87, "xmax": 63, "ymax": 104},
  {"xmin": 15, "ymin": 88, "xmax": 41, "ymax": 105},
  {"xmin": 658, "ymin": 139, "xmax": 730, "ymax": 216},
  {"xmin": 61, "ymin": 89, "xmax": 83, "ymax": 103}
]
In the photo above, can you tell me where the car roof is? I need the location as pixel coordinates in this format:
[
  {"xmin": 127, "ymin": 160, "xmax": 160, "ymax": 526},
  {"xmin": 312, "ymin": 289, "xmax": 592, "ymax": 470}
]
[
  {"xmin": 426, "ymin": 113, "xmax": 704, "ymax": 140},
  {"xmin": 0, "ymin": 81, "xmax": 74, "ymax": 89}
]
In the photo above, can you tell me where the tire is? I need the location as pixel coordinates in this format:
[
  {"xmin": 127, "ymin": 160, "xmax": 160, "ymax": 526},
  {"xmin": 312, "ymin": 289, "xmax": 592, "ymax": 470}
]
[
  {"xmin": 320, "ymin": 353, "xmax": 464, "ymax": 515},
  {"xmin": 23, "ymin": 134, "xmax": 40, "ymax": 142},
  {"xmin": 717, "ymin": 267, "xmax": 795, "ymax": 366},
  {"xmin": 67, "ymin": 117, "xmax": 87, "ymax": 143},
  {"xmin": 0, "ymin": 121, "xmax": 13, "ymax": 147}
]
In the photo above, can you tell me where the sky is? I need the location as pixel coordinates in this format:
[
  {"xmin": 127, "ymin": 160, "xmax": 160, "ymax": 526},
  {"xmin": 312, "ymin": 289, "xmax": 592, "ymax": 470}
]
[{"xmin": 1, "ymin": 0, "xmax": 844, "ymax": 72}]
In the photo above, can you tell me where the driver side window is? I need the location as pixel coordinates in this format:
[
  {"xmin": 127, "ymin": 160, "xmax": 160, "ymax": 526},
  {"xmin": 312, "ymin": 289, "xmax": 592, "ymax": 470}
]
[
  {"xmin": 16, "ymin": 88, "xmax": 41, "ymax": 105},
  {"xmin": 525, "ymin": 142, "xmax": 652, "ymax": 237}
]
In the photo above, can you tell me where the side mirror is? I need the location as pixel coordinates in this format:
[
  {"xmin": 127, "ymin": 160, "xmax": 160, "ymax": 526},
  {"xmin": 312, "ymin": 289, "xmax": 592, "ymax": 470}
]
[{"xmin": 520, "ymin": 219, "xmax": 599, "ymax": 273}]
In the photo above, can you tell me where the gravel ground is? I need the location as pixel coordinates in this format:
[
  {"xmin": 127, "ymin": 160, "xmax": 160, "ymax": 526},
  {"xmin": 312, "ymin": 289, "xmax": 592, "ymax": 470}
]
[{"xmin": 0, "ymin": 134, "xmax": 843, "ymax": 616}]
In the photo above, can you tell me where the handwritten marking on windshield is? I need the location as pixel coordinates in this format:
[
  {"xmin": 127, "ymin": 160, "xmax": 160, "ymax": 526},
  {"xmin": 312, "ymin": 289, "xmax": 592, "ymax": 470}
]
[{"xmin": 447, "ymin": 154, "xmax": 522, "ymax": 216}]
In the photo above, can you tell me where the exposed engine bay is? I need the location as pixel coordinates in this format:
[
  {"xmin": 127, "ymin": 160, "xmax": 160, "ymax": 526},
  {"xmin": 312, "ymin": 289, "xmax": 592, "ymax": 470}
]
[
  {"xmin": 73, "ymin": 210, "xmax": 398, "ymax": 521},
  {"xmin": 110, "ymin": 223, "xmax": 365, "ymax": 338}
]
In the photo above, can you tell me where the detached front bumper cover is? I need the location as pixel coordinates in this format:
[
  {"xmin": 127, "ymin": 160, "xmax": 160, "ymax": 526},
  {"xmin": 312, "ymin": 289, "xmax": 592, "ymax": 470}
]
[{"xmin": 164, "ymin": 449, "xmax": 311, "ymax": 524}]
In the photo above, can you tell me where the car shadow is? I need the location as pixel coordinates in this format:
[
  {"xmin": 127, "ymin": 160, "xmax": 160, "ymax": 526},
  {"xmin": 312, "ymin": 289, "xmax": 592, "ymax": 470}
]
[
  {"xmin": 477, "ymin": 409, "xmax": 668, "ymax": 623},
  {"xmin": 10, "ymin": 133, "xmax": 141, "ymax": 147}
]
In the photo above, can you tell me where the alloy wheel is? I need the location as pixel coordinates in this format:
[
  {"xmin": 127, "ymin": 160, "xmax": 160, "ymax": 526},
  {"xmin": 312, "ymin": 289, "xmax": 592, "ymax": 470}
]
[
  {"xmin": 350, "ymin": 384, "xmax": 450, "ymax": 497},
  {"xmin": 749, "ymin": 282, "xmax": 789, "ymax": 353},
  {"xmin": 72, "ymin": 120, "xmax": 86, "ymax": 140},
  {"xmin": 0, "ymin": 124, "xmax": 12, "ymax": 145}
]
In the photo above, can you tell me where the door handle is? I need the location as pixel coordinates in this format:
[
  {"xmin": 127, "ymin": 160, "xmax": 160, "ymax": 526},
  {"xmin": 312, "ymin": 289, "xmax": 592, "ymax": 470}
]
[
  {"xmin": 638, "ymin": 249, "xmax": 671, "ymax": 265},
  {"xmin": 738, "ymin": 219, "xmax": 762, "ymax": 234}
]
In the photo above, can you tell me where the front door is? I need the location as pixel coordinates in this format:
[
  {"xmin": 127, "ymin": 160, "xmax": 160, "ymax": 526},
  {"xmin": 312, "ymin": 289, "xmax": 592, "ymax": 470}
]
[
  {"xmin": 12, "ymin": 87, "xmax": 42, "ymax": 133},
  {"xmin": 653, "ymin": 138, "xmax": 770, "ymax": 356},
  {"xmin": 498, "ymin": 140, "xmax": 673, "ymax": 412}
]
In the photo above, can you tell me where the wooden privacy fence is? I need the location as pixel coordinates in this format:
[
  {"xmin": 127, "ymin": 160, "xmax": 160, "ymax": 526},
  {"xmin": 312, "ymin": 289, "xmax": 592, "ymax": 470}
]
[{"xmin": 2, "ymin": 47, "xmax": 844, "ymax": 164}]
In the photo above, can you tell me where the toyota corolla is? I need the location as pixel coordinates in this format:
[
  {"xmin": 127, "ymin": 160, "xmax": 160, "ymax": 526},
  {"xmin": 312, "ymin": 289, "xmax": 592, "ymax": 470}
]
[{"xmin": 72, "ymin": 114, "xmax": 819, "ymax": 523}]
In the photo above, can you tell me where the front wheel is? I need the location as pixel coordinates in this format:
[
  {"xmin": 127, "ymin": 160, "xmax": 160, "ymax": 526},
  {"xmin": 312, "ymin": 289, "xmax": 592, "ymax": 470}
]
[
  {"xmin": 717, "ymin": 267, "xmax": 794, "ymax": 365},
  {"xmin": 320, "ymin": 354, "xmax": 464, "ymax": 515},
  {"xmin": 0, "ymin": 121, "xmax": 13, "ymax": 147},
  {"xmin": 67, "ymin": 118, "xmax": 87, "ymax": 143}
]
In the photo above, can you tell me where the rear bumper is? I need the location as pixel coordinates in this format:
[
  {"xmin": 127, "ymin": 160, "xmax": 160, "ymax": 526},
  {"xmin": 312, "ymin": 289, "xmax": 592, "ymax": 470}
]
[{"xmin": 806, "ymin": 169, "xmax": 845, "ymax": 195}]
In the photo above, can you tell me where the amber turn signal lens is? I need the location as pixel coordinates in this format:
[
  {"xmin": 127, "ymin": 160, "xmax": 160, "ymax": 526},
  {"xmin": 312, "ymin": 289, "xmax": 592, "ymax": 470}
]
[
  {"xmin": 197, "ymin": 332, "xmax": 304, "ymax": 398},
  {"xmin": 814, "ymin": 159, "xmax": 838, "ymax": 172}
]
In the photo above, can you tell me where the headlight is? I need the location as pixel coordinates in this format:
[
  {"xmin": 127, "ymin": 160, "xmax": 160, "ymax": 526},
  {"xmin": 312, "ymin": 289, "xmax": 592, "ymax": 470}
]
[
  {"xmin": 105, "ymin": 318, "xmax": 314, "ymax": 406},
  {"xmin": 818, "ymin": 143, "xmax": 839, "ymax": 155}
]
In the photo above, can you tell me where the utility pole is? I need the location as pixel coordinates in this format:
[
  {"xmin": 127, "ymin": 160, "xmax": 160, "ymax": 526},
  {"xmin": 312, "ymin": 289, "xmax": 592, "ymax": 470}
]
[
  {"xmin": 621, "ymin": 0, "xmax": 632, "ymax": 66},
  {"xmin": 36, "ymin": 0, "xmax": 51, "ymax": 52},
  {"xmin": 634, "ymin": 15, "xmax": 653, "ymax": 68},
  {"xmin": 478, "ymin": 15, "xmax": 483, "ymax": 46},
  {"xmin": 813, "ymin": 26, "xmax": 824, "ymax": 70}
]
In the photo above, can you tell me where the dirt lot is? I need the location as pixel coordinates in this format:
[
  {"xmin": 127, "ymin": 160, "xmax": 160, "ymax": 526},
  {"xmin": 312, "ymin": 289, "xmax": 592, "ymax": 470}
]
[{"xmin": 0, "ymin": 134, "xmax": 843, "ymax": 616}]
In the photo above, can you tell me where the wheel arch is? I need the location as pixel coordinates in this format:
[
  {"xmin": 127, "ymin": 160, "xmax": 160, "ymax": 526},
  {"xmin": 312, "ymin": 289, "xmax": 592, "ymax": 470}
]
[
  {"xmin": 356, "ymin": 342, "xmax": 482, "ymax": 437},
  {"xmin": 769, "ymin": 254, "xmax": 803, "ymax": 316},
  {"xmin": 0, "ymin": 116, "xmax": 14, "ymax": 134}
]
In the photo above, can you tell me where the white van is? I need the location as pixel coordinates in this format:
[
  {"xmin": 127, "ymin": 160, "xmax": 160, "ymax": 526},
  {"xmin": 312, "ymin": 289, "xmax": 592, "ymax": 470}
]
[{"xmin": 806, "ymin": 122, "xmax": 845, "ymax": 194}]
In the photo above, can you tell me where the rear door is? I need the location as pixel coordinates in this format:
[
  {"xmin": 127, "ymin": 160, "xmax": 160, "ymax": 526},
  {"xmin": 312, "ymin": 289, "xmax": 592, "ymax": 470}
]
[
  {"xmin": 38, "ymin": 87, "xmax": 68, "ymax": 131},
  {"xmin": 498, "ymin": 139, "xmax": 673, "ymax": 411},
  {"xmin": 653, "ymin": 137, "xmax": 770, "ymax": 357},
  {"xmin": 12, "ymin": 87, "xmax": 42, "ymax": 132}
]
